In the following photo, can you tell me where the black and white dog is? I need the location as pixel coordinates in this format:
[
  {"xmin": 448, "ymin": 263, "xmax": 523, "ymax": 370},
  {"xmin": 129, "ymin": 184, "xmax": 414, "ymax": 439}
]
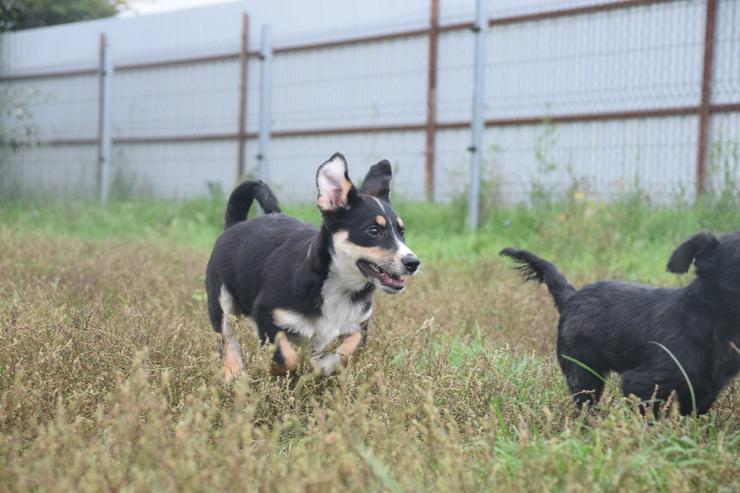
[
  {"xmin": 501, "ymin": 231, "xmax": 740, "ymax": 415},
  {"xmin": 206, "ymin": 153, "xmax": 420, "ymax": 381}
]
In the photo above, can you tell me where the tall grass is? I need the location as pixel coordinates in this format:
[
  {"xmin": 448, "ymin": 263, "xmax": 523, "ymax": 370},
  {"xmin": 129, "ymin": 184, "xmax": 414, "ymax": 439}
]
[{"xmin": 0, "ymin": 192, "xmax": 738, "ymax": 491}]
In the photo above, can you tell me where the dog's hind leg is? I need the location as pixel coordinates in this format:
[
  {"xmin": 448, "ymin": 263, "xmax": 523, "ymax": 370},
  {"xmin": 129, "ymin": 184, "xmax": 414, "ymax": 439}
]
[
  {"xmin": 219, "ymin": 286, "xmax": 245, "ymax": 383},
  {"xmin": 622, "ymin": 369, "xmax": 694, "ymax": 415},
  {"xmin": 557, "ymin": 352, "xmax": 606, "ymax": 409}
]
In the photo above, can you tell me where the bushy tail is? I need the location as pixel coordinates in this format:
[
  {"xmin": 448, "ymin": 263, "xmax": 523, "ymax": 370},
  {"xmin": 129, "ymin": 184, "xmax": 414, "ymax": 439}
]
[
  {"xmin": 499, "ymin": 248, "xmax": 575, "ymax": 313},
  {"xmin": 224, "ymin": 180, "xmax": 281, "ymax": 229}
]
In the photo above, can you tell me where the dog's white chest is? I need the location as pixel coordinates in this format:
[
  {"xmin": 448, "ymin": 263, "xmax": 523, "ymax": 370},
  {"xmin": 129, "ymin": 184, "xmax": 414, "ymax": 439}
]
[
  {"xmin": 272, "ymin": 259, "xmax": 374, "ymax": 351},
  {"xmin": 272, "ymin": 279, "xmax": 372, "ymax": 352}
]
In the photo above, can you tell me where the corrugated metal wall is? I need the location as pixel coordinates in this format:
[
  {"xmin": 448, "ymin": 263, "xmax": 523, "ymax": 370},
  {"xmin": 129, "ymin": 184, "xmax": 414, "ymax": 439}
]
[{"xmin": 1, "ymin": 0, "xmax": 738, "ymax": 203}]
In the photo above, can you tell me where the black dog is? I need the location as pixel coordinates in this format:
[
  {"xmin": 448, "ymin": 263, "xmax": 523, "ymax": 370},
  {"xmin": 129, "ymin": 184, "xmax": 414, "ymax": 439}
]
[
  {"xmin": 501, "ymin": 231, "xmax": 740, "ymax": 415},
  {"xmin": 206, "ymin": 153, "xmax": 420, "ymax": 381}
]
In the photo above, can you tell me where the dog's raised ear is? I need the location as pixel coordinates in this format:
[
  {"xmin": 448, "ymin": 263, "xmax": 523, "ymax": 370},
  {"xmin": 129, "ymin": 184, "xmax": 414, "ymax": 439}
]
[
  {"xmin": 316, "ymin": 153, "xmax": 357, "ymax": 212},
  {"xmin": 666, "ymin": 232, "xmax": 719, "ymax": 274},
  {"xmin": 359, "ymin": 159, "xmax": 392, "ymax": 203}
]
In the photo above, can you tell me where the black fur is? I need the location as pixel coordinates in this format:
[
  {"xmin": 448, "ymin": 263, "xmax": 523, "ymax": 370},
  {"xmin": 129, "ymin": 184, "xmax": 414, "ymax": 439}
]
[
  {"xmin": 500, "ymin": 231, "xmax": 740, "ymax": 415},
  {"xmin": 206, "ymin": 153, "xmax": 419, "ymax": 375},
  {"xmin": 358, "ymin": 159, "xmax": 392, "ymax": 202},
  {"xmin": 224, "ymin": 180, "xmax": 281, "ymax": 229},
  {"xmin": 499, "ymin": 248, "xmax": 575, "ymax": 312}
]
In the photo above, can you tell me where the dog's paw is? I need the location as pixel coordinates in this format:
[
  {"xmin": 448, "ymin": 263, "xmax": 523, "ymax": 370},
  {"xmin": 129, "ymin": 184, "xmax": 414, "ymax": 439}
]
[
  {"xmin": 313, "ymin": 352, "xmax": 341, "ymax": 376},
  {"xmin": 223, "ymin": 362, "xmax": 243, "ymax": 384}
]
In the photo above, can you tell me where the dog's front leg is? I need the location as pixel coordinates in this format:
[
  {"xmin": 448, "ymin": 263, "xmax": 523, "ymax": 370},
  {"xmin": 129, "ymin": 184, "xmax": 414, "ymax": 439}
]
[
  {"xmin": 314, "ymin": 331, "xmax": 363, "ymax": 376},
  {"xmin": 270, "ymin": 331, "xmax": 299, "ymax": 376}
]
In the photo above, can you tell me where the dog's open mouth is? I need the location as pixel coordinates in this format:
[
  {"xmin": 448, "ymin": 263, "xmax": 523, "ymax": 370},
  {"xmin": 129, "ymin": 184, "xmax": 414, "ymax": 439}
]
[{"xmin": 357, "ymin": 260, "xmax": 405, "ymax": 291}]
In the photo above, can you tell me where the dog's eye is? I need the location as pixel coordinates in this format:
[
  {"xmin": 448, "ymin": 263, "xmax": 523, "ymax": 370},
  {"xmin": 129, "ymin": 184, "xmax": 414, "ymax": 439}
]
[
  {"xmin": 397, "ymin": 224, "xmax": 406, "ymax": 236},
  {"xmin": 367, "ymin": 226, "xmax": 381, "ymax": 238}
]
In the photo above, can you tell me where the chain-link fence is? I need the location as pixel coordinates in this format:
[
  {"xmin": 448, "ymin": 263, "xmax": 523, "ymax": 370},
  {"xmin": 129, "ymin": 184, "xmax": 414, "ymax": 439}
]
[{"xmin": 1, "ymin": 0, "xmax": 739, "ymax": 206}]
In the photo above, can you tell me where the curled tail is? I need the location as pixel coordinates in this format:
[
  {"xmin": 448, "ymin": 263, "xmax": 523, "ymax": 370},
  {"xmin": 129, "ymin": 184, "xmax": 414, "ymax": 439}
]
[
  {"xmin": 224, "ymin": 180, "xmax": 281, "ymax": 229},
  {"xmin": 499, "ymin": 248, "xmax": 575, "ymax": 313}
]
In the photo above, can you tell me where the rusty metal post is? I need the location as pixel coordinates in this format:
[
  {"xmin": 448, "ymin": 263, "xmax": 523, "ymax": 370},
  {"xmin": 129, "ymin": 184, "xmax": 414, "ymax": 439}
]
[
  {"xmin": 236, "ymin": 13, "xmax": 250, "ymax": 182},
  {"xmin": 696, "ymin": 0, "xmax": 717, "ymax": 198},
  {"xmin": 424, "ymin": 0, "xmax": 439, "ymax": 202},
  {"xmin": 97, "ymin": 33, "xmax": 113, "ymax": 204}
]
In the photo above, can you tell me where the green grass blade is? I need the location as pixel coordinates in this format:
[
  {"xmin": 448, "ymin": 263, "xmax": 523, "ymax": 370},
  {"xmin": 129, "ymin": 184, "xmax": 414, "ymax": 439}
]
[
  {"xmin": 649, "ymin": 341, "xmax": 697, "ymax": 416},
  {"xmin": 560, "ymin": 354, "xmax": 607, "ymax": 384},
  {"xmin": 730, "ymin": 341, "xmax": 740, "ymax": 356},
  {"xmin": 356, "ymin": 445, "xmax": 405, "ymax": 493}
]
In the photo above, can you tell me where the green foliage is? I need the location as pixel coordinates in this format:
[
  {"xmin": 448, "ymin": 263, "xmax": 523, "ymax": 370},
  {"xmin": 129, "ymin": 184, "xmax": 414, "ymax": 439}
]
[
  {"xmin": 2, "ymin": 191, "xmax": 738, "ymax": 281},
  {"xmin": 2, "ymin": 0, "xmax": 124, "ymax": 31},
  {"xmin": 0, "ymin": 86, "xmax": 40, "ymax": 165}
]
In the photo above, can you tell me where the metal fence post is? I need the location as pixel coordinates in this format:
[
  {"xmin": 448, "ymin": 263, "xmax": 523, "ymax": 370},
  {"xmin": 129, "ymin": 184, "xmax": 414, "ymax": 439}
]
[
  {"xmin": 258, "ymin": 24, "xmax": 273, "ymax": 184},
  {"xmin": 424, "ymin": 0, "xmax": 440, "ymax": 202},
  {"xmin": 695, "ymin": 0, "xmax": 717, "ymax": 198},
  {"xmin": 97, "ymin": 33, "xmax": 113, "ymax": 204},
  {"xmin": 236, "ymin": 13, "xmax": 250, "ymax": 183},
  {"xmin": 468, "ymin": 0, "xmax": 488, "ymax": 230}
]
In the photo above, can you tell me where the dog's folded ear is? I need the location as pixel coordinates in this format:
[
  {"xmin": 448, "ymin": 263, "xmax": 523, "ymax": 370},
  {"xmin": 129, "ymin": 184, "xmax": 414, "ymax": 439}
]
[
  {"xmin": 667, "ymin": 232, "xmax": 719, "ymax": 274},
  {"xmin": 359, "ymin": 159, "xmax": 392, "ymax": 203},
  {"xmin": 316, "ymin": 153, "xmax": 357, "ymax": 212}
]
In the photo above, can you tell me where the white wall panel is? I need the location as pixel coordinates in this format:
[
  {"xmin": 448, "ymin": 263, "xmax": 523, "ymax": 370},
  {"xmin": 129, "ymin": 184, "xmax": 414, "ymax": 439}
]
[
  {"xmin": 112, "ymin": 60, "xmax": 241, "ymax": 138},
  {"xmin": 267, "ymin": 132, "xmax": 427, "ymax": 203},
  {"xmin": 712, "ymin": 0, "xmax": 740, "ymax": 105},
  {"xmin": 436, "ymin": 116, "xmax": 698, "ymax": 204},
  {"xmin": 707, "ymin": 111, "xmax": 740, "ymax": 194},
  {"xmin": 0, "ymin": 145, "xmax": 97, "ymax": 196},
  {"xmin": 110, "ymin": 141, "xmax": 236, "ymax": 198},
  {"xmin": 1, "ymin": 1, "xmax": 738, "ymax": 203}
]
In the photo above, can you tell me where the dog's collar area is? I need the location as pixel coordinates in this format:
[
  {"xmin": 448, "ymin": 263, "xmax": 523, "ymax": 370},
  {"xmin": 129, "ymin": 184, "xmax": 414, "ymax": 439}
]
[{"xmin": 350, "ymin": 283, "xmax": 375, "ymax": 303}]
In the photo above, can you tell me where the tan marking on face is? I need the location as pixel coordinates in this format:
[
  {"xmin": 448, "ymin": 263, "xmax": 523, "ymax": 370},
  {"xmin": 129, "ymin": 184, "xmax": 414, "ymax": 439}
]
[
  {"xmin": 332, "ymin": 230, "xmax": 396, "ymax": 265},
  {"xmin": 337, "ymin": 331, "xmax": 363, "ymax": 367},
  {"xmin": 270, "ymin": 332, "xmax": 298, "ymax": 376},
  {"xmin": 397, "ymin": 217, "xmax": 404, "ymax": 229},
  {"xmin": 375, "ymin": 215, "xmax": 386, "ymax": 226}
]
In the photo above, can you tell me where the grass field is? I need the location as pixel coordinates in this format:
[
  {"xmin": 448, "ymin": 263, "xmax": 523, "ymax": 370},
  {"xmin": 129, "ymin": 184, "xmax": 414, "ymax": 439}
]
[{"xmin": 1, "ymin": 193, "xmax": 738, "ymax": 492}]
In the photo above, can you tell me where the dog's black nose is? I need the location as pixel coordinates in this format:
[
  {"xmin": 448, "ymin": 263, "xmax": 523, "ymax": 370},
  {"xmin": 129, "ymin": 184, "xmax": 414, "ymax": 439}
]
[{"xmin": 402, "ymin": 255, "xmax": 420, "ymax": 274}]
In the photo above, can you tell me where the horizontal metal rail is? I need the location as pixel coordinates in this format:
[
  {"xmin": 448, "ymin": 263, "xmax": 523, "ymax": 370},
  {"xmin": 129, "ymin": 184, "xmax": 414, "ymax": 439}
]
[
  {"xmin": 489, "ymin": 0, "xmax": 667, "ymax": 27},
  {"xmin": 0, "ymin": 67, "xmax": 98, "ymax": 82},
  {"xmin": 273, "ymin": 28, "xmax": 430, "ymax": 54},
  {"xmin": 35, "ymin": 102, "xmax": 740, "ymax": 147},
  {"xmin": 115, "ymin": 52, "xmax": 244, "ymax": 72}
]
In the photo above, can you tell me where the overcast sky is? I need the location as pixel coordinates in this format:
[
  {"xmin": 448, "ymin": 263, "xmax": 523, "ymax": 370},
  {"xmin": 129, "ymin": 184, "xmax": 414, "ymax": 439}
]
[{"xmin": 123, "ymin": 0, "xmax": 233, "ymax": 16}]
